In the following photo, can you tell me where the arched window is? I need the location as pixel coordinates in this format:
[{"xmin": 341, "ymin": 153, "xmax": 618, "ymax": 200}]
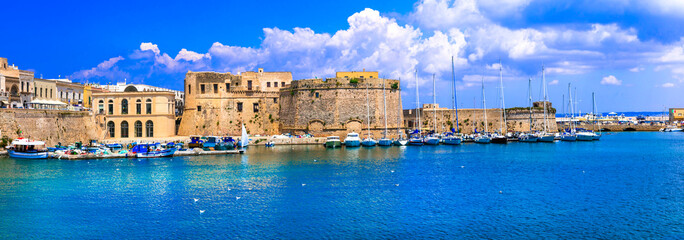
[
  {"xmin": 107, "ymin": 121, "xmax": 115, "ymax": 138},
  {"xmin": 134, "ymin": 121, "xmax": 143, "ymax": 137},
  {"xmin": 120, "ymin": 121, "xmax": 129, "ymax": 138},
  {"xmin": 136, "ymin": 99, "xmax": 142, "ymax": 114},
  {"xmin": 108, "ymin": 100, "xmax": 114, "ymax": 114},
  {"xmin": 121, "ymin": 99, "xmax": 128, "ymax": 114},
  {"xmin": 98, "ymin": 100, "xmax": 104, "ymax": 114},
  {"xmin": 145, "ymin": 120, "xmax": 154, "ymax": 137},
  {"xmin": 146, "ymin": 99, "xmax": 152, "ymax": 114}
]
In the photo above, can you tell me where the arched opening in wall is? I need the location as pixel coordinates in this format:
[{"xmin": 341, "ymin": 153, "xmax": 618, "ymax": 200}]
[
  {"xmin": 345, "ymin": 120, "xmax": 363, "ymax": 134},
  {"xmin": 600, "ymin": 128, "xmax": 611, "ymax": 132},
  {"xmin": 307, "ymin": 120, "xmax": 325, "ymax": 135},
  {"xmin": 10, "ymin": 85, "xmax": 18, "ymax": 96},
  {"xmin": 107, "ymin": 121, "xmax": 115, "ymax": 138},
  {"xmin": 134, "ymin": 121, "xmax": 143, "ymax": 137},
  {"xmin": 623, "ymin": 127, "xmax": 637, "ymax": 131},
  {"xmin": 108, "ymin": 100, "xmax": 114, "ymax": 114},
  {"xmin": 124, "ymin": 86, "xmax": 138, "ymax": 92},
  {"xmin": 146, "ymin": 120, "xmax": 154, "ymax": 137},
  {"xmin": 136, "ymin": 99, "xmax": 142, "ymax": 114},
  {"xmin": 146, "ymin": 99, "xmax": 152, "ymax": 114},
  {"xmin": 121, "ymin": 121, "xmax": 129, "ymax": 138}
]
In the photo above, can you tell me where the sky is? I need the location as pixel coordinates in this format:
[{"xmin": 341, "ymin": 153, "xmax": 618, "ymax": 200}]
[{"xmin": 3, "ymin": 0, "xmax": 684, "ymax": 112}]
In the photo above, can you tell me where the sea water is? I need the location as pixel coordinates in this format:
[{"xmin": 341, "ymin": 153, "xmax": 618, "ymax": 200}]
[{"xmin": 0, "ymin": 132, "xmax": 682, "ymax": 239}]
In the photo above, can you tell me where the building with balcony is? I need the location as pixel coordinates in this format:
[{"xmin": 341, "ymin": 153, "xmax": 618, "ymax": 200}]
[{"xmin": 0, "ymin": 57, "xmax": 34, "ymax": 108}]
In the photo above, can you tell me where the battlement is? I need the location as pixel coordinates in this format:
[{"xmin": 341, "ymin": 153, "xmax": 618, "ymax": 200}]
[{"xmin": 283, "ymin": 78, "xmax": 400, "ymax": 91}]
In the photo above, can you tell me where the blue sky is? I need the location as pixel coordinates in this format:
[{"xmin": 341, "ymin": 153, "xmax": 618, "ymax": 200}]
[{"xmin": 3, "ymin": 0, "xmax": 684, "ymax": 112}]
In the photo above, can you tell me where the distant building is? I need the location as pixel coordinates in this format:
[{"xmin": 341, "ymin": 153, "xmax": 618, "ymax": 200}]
[
  {"xmin": 669, "ymin": 108, "xmax": 684, "ymax": 122},
  {"xmin": 29, "ymin": 78, "xmax": 65, "ymax": 110},
  {"xmin": 335, "ymin": 69, "xmax": 379, "ymax": 79},
  {"xmin": 53, "ymin": 78, "xmax": 84, "ymax": 106},
  {"xmin": 83, "ymin": 84, "xmax": 108, "ymax": 108},
  {"xmin": 100, "ymin": 81, "xmax": 184, "ymax": 116},
  {"xmin": 93, "ymin": 91, "xmax": 176, "ymax": 139},
  {"xmin": 0, "ymin": 57, "xmax": 34, "ymax": 108},
  {"xmin": 178, "ymin": 68, "xmax": 292, "ymax": 136}
]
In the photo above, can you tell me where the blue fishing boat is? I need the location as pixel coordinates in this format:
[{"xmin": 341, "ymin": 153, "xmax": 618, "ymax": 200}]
[
  {"xmin": 131, "ymin": 143, "xmax": 176, "ymax": 158},
  {"xmin": 442, "ymin": 132, "xmax": 462, "ymax": 145},
  {"xmin": 188, "ymin": 135, "xmax": 204, "ymax": 148},
  {"xmin": 106, "ymin": 143, "xmax": 123, "ymax": 152},
  {"xmin": 8, "ymin": 138, "xmax": 48, "ymax": 159},
  {"xmin": 203, "ymin": 136, "xmax": 219, "ymax": 150},
  {"xmin": 216, "ymin": 137, "xmax": 236, "ymax": 150}
]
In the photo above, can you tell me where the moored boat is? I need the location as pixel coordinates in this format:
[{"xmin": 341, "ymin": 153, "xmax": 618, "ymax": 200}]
[
  {"xmin": 377, "ymin": 138, "xmax": 393, "ymax": 146},
  {"xmin": 491, "ymin": 133, "xmax": 508, "ymax": 144},
  {"xmin": 8, "ymin": 138, "xmax": 48, "ymax": 159},
  {"xmin": 325, "ymin": 136, "xmax": 342, "ymax": 148},
  {"xmin": 474, "ymin": 134, "xmax": 491, "ymax": 144},
  {"xmin": 518, "ymin": 133, "xmax": 538, "ymax": 142},
  {"xmin": 424, "ymin": 135, "xmax": 440, "ymax": 145},
  {"xmin": 188, "ymin": 135, "xmax": 204, "ymax": 148},
  {"xmin": 343, "ymin": 132, "xmax": 361, "ymax": 147},
  {"xmin": 576, "ymin": 132, "xmax": 595, "ymax": 141}
]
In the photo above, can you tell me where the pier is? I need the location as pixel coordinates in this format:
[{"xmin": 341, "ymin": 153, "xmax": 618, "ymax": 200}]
[{"xmin": 557, "ymin": 122, "xmax": 665, "ymax": 131}]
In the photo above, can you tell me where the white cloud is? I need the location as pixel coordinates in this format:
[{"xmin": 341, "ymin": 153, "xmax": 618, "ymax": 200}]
[
  {"xmin": 140, "ymin": 42, "xmax": 160, "ymax": 55},
  {"xmin": 629, "ymin": 66, "xmax": 644, "ymax": 72},
  {"xmin": 662, "ymin": 82, "xmax": 675, "ymax": 88},
  {"xmin": 548, "ymin": 79, "xmax": 559, "ymax": 85},
  {"xmin": 69, "ymin": 56, "xmax": 128, "ymax": 80},
  {"xmin": 600, "ymin": 75, "xmax": 622, "ymax": 85}
]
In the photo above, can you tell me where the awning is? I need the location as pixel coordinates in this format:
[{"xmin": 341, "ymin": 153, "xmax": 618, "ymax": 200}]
[{"xmin": 28, "ymin": 99, "xmax": 67, "ymax": 105}]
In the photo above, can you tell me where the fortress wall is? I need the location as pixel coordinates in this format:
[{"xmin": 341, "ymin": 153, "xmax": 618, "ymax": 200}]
[{"xmin": 0, "ymin": 109, "xmax": 104, "ymax": 146}]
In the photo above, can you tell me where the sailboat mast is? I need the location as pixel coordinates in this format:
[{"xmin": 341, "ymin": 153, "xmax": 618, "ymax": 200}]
[
  {"xmin": 528, "ymin": 78, "xmax": 533, "ymax": 132},
  {"xmin": 592, "ymin": 92, "xmax": 596, "ymax": 131},
  {"xmin": 366, "ymin": 80, "xmax": 371, "ymax": 138},
  {"xmin": 433, "ymin": 74, "xmax": 437, "ymax": 134},
  {"xmin": 451, "ymin": 56, "xmax": 459, "ymax": 133},
  {"xmin": 415, "ymin": 70, "xmax": 421, "ymax": 137},
  {"xmin": 383, "ymin": 77, "xmax": 387, "ymax": 138},
  {"xmin": 542, "ymin": 65, "xmax": 548, "ymax": 132},
  {"xmin": 568, "ymin": 83, "xmax": 574, "ymax": 132},
  {"xmin": 397, "ymin": 78, "xmax": 402, "ymax": 138},
  {"xmin": 482, "ymin": 77, "xmax": 488, "ymax": 133},
  {"xmin": 499, "ymin": 60, "xmax": 507, "ymax": 134}
]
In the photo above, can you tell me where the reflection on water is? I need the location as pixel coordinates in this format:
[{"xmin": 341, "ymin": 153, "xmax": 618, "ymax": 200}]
[{"xmin": 0, "ymin": 132, "xmax": 683, "ymax": 239}]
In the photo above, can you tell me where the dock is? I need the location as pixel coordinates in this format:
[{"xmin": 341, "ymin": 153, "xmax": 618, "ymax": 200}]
[{"xmin": 47, "ymin": 148, "xmax": 244, "ymax": 160}]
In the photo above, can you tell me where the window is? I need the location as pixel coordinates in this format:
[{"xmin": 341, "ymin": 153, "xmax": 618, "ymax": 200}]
[
  {"xmin": 121, "ymin": 99, "xmax": 128, "ymax": 114},
  {"xmin": 247, "ymin": 80, "xmax": 252, "ymax": 90},
  {"xmin": 281, "ymin": 81, "xmax": 285, "ymax": 87},
  {"xmin": 107, "ymin": 121, "xmax": 115, "ymax": 138},
  {"xmin": 200, "ymin": 84, "xmax": 205, "ymax": 94},
  {"xmin": 237, "ymin": 102, "xmax": 243, "ymax": 112},
  {"xmin": 225, "ymin": 83, "xmax": 230, "ymax": 92},
  {"xmin": 120, "ymin": 121, "xmax": 129, "ymax": 138},
  {"xmin": 134, "ymin": 121, "xmax": 143, "ymax": 137},
  {"xmin": 136, "ymin": 99, "xmax": 142, "ymax": 114},
  {"xmin": 145, "ymin": 121, "xmax": 154, "ymax": 137},
  {"xmin": 197, "ymin": 106, "xmax": 202, "ymax": 112},
  {"xmin": 108, "ymin": 100, "xmax": 114, "ymax": 115},
  {"xmin": 188, "ymin": 84, "xmax": 191, "ymax": 94},
  {"xmin": 370, "ymin": 76, "xmax": 373, "ymax": 78},
  {"xmin": 315, "ymin": 92, "xmax": 319, "ymax": 98},
  {"xmin": 253, "ymin": 103, "xmax": 259, "ymax": 113},
  {"xmin": 213, "ymin": 84, "xmax": 218, "ymax": 93},
  {"xmin": 98, "ymin": 100, "xmax": 104, "ymax": 114},
  {"xmin": 273, "ymin": 98, "xmax": 277, "ymax": 103},
  {"xmin": 267, "ymin": 82, "xmax": 271, "ymax": 87},
  {"xmin": 50, "ymin": 89, "xmax": 53, "ymax": 98},
  {"xmin": 39, "ymin": 88, "xmax": 42, "ymax": 97},
  {"xmin": 274, "ymin": 82, "xmax": 278, "ymax": 87},
  {"xmin": 146, "ymin": 99, "xmax": 152, "ymax": 114}
]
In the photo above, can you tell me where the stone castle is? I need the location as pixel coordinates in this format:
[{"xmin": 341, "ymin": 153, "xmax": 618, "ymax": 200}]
[
  {"xmin": 178, "ymin": 69, "xmax": 292, "ymax": 136},
  {"xmin": 279, "ymin": 77, "xmax": 402, "ymax": 139}
]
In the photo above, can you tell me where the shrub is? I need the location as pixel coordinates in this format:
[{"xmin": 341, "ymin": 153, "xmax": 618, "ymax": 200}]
[
  {"xmin": 391, "ymin": 82, "xmax": 399, "ymax": 89},
  {"xmin": 350, "ymin": 78, "xmax": 360, "ymax": 84}
]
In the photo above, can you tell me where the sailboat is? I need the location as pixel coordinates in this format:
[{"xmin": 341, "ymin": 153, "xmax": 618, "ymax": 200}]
[
  {"xmin": 409, "ymin": 70, "xmax": 424, "ymax": 146},
  {"xmin": 378, "ymin": 78, "xmax": 393, "ymax": 146},
  {"xmin": 592, "ymin": 92, "xmax": 602, "ymax": 140},
  {"xmin": 561, "ymin": 83, "xmax": 577, "ymax": 141},
  {"xmin": 577, "ymin": 92, "xmax": 599, "ymax": 141},
  {"xmin": 238, "ymin": 123, "xmax": 249, "ymax": 148},
  {"xmin": 394, "ymin": 79, "xmax": 408, "ymax": 146},
  {"xmin": 361, "ymin": 80, "xmax": 377, "ymax": 147},
  {"xmin": 443, "ymin": 56, "xmax": 462, "ymax": 145},
  {"xmin": 474, "ymin": 76, "xmax": 491, "ymax": 144},
  {"xmin": 519, "ymin": 78, "xmax": 539, "ymax": 142},
  {"xmin": 535, "ymin": 65, "xmax": 556, "ymax": 142},
  {"xmin": 491, "ymin": 60, "xmax": 508, "ymax": 144},
  {"xmin": 424, "ymin": 74, "xmax": 441, "ymax": 145}
]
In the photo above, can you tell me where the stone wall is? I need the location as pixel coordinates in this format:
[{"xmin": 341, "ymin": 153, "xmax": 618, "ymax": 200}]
[
  {"xmin": 404, "ymin": 106, "xmax": 558, "ymax": 134},
  {"xmin": 279, "ymin": 77, "xmax": 403, "ymax": 139},
  {"xmin": 0, "ymin": 109, "xmax": 104, "ymax": 146}
]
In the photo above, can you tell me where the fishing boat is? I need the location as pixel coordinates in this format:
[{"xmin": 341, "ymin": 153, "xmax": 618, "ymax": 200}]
[
  {"xmin": 519, "ymin": 78, "xmax": 538, "ymax": 142},
  {"xmin": 491, "ymin": 60, "xmax": 508, "ymax": 144},
  {"xmin": 203, "ymin": 136, "xmax": 219, "ymax": 150},
  {"xmin": 536, "ymin": 66, "xmax": 556, "ymax": 142},
  {"xmin": 361, "ymin": 80, "xmax": 377, "ymax": 147},
  {"xmin": 188, "ymin": 135, "xmax": 204, "ymax": 148},
  {"xmin": 132, "ymin": 143, "xmax": 176, "ymax": 158},
  {"xmin": 378, "ymin": 78, "xmax": 393, "ymax": 146},
  {"xmin": 475, "ymin": 76, "xmax": 491, "ymax": 144},
  {"xmin": 424, "ymin": 74, "xmax": 441, "ymax": 145},
  {"xmin": 343, "ymin": 132, "xmax": 361, "ymax": 147},
  {"xmin": 216, "ymin": 136, "xmax": 236, "ymax": 150},
  {"xmin": 325, "ymin": 136, "xmax": 342, "ymax": 148},
  {"xmin": 561, "ymin": 83, "xmax": 577, "ymax": 142},
  {"xmin": 443, "ymin": 57, "xmax": 462, "ymax": 145},
  {"xmin": 7, "ymin": 138, "xmax": 48, "ymax": 159}
]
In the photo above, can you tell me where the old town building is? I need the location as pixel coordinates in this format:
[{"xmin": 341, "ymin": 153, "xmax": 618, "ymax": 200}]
[
  {"xmin": 0, "ymin": 57, "xmax": 34, "ymax": 108},
  {"xmin": 93, "ymin": 91, "xmax": 176, "ymax": 139}
]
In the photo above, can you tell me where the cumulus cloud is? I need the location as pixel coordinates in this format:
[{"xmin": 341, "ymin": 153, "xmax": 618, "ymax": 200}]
[
  {"xmin": 69, "ymin": 56, "xmax": 129, "ymax": 81},
  {"xmin": 548, "ymin": 79, "xmax": 559, "ymax": 85},
  {"xmin": 662, "ymin": 82, "xmax": 675, "ymax": 88},
  {"xmin": 600, "ymin": 75, "xmax": 622, "ymax": 85}
]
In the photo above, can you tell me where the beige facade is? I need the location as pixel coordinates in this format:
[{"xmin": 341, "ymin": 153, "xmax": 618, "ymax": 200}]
[
  {"xmin": 93, "ymin": 91, "xmax": 176, "ymax": 139},
  {"xmin": 279, "ymin": 77, "xmax": 403, "ymax": 139},
  {"xmin": 178, "ymin": 68, "xmax": 292, "ymax": 136},
  {"xmin": 0, "ymin": 57, "xmax": 34, "ymax": 108},
  {"xmin": 335, "ymin": 70, "xmax": 379, "ymax": 79},
  {"xmin": 83, "ymin": 84, "xmax": 108, "ymax": 108},
  {"xmin": 55, "ymin": 79, "xmax": 84, "ymax": 106},
  {"xmin": 29, "ymin": 78, "xmax": 66, "ymax": 110}
]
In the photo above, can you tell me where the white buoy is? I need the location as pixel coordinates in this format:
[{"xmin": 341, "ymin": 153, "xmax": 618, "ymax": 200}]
[
  {"xmin": 302, "ymin": 183, "xmax": 306, "ymax": 186},
  {"xmin": 199, "ymin": 210, "xmax": 205, "ymax": 214}
]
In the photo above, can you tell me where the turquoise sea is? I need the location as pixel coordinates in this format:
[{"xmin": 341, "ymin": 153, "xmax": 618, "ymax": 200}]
[{"xmin": 0, "ymin": 132, "xmax": 682, "ymax": 239}]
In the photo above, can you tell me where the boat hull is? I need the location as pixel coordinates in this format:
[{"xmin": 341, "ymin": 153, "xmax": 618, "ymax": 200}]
[
  {"xmin": 560, "ymin": 135, "xmax": 577, "ymax": 141},
  {"xmin": 475, "ymin": 137, "xmax": 491, "ymax": 144},
  {"xmin": 424, "ymin": 138, "xmax": 440, "ymax": 145},
  {"xmin": 393, "ymin": 140, "xmax": 408, "ymax": 146},
  {"xmin": 593, "ymin": 134, "xmax": 602, "ymax": 140},
  {"xmin": 136, "ymin": 149, "xmax": 176, "ymax": 158},
  {"xmin": 377, "ymin": 139, "xmax": 393, "ymax": 146},
  {"xmin": 491, "ymin": 137, "xmax": 508, "ymax": 144},
  {"xmin": 443, "ymin": 137, "xmax": 462, "ymax": 145},
  {"xmin": 408, "ymin": 138, "xmax": 424, "ymax": 146},
  {"xmin": 361, "ymin": 140, "xmax": 377, "ymax": 147},
  {"xmin": 8, "ymin": 150, "xmax": 48, "ymax": 159},
  {"xmin": 518, "ymin": 135, "xmax": 538, "ymax": 142},
  {"xmin": 325, "ymin": 141, "xmax": 342, "ymax": 148},
  {"xmin": 344, "ymin": 140, "xmax": 360, "ymax": 147},
  {"xmin": 576, "ymin": 133, "xmax": 595, "ymax": 141},
  {"xmin": 537, "ymin": 135, "xmax": 555, "ymax": 142}
]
